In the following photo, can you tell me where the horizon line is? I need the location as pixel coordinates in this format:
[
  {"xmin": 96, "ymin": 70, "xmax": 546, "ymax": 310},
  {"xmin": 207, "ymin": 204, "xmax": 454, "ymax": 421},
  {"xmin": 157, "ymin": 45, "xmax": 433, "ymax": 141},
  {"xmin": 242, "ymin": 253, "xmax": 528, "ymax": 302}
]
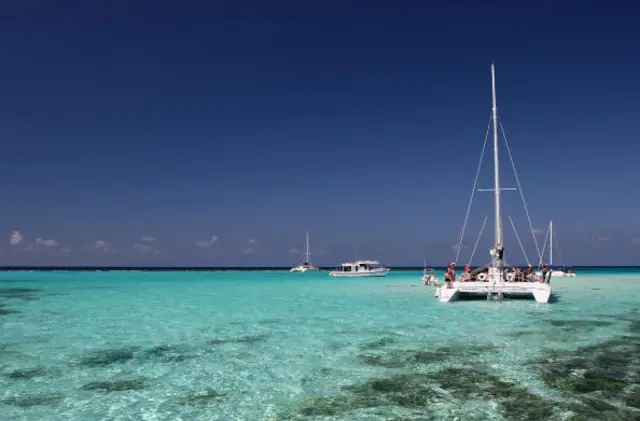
[{"xmin": 1, "ymin": 265, "xmax": 638, "ymax": 272}]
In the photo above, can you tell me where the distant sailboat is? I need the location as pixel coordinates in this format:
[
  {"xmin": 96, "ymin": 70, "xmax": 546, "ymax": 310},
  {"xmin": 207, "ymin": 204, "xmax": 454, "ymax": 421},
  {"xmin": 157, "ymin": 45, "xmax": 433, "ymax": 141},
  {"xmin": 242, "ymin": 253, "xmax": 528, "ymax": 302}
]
[
  {"xmin": 422, "ymin": 257, "xmax": 440, "ymax": 285},
  {"xmin": 538, "ymin": 221, "xmax": 576, "ymax": 278},
  {"xmin": 290, "ymin": 231, "xmax": 318, "ymax": 273}
]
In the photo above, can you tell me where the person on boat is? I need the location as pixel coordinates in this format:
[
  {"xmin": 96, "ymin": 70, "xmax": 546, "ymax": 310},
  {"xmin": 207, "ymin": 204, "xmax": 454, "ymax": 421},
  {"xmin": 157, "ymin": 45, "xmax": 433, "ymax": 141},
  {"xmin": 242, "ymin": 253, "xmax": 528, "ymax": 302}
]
[
  {"xmin": 458, "ymin": 264, "xmax": 472, "ymax": 281},
  {"xmin": 444, "ymin": 263, "xmax": 456, "ymax": 282},
  {"xmin": 464, "ymin": 264, "xmax": 474, "ymax": 281},
  {"xmin": 525, "ymin": 264, "xmax": 534, "ymax": 281},
  {"xmin": 513, "ymin": 267, "xmax": 523, "ymax": 282},
  {"xmin": 504, "ymin": 268, "xmax": 516, "ymax": 282},
  {"xmin": 541, "ymin": 264, "xmax": 550, "ymax": 283}
]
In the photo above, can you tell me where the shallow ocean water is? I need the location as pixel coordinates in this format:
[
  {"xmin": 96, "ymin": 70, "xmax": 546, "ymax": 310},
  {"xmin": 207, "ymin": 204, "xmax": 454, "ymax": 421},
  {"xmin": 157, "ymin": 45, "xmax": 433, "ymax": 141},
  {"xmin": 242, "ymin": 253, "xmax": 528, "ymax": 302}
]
[{"xmin": 1, "ymin": 269, "xmax": 639, "ymax": 421}]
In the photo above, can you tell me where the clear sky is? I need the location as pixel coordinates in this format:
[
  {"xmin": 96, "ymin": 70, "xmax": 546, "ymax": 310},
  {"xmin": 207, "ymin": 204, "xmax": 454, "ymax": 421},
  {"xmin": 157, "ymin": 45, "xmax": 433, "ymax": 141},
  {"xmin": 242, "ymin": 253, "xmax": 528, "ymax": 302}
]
[{"xmin": 1, "ymin": 1, "xmax": 639, "ymax": 267}]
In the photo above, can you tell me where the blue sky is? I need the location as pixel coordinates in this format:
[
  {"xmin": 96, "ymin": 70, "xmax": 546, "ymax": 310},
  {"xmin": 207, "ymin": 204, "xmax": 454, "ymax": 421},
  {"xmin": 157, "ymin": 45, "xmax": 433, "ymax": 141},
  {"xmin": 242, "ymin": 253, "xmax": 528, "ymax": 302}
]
[{"xmin": 1, "ymin": 1, "xmax": 639, "ymax": 266}]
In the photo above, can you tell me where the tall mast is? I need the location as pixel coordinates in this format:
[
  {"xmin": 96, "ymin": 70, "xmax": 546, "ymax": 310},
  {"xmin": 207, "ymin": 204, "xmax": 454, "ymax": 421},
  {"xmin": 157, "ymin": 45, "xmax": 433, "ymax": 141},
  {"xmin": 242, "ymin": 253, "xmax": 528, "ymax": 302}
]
[
  {"xmin": 491, "ymin": 62, "xmax": 503, "ymax": 266},
  {"xmin": 305, "ymin": 230, "xmax": 311, "ymax": 264},
  {"xmin": 549, "ymin": 221, "xmax": 553, "ymax": 266}
]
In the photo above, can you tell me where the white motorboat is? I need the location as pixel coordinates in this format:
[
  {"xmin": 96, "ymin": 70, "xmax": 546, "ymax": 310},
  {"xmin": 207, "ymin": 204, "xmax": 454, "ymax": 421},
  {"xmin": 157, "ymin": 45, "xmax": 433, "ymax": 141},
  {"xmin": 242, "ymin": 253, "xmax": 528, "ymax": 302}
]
[
  {"xmin": 435, "ymin": 63, "xmax": 552, "ymax": 304},
  {"xmin": 329, "ymin": 260, "xmax": 390, "ymax": 277},
  {"xmin": 290, "ymin": 231, "xmax": 319, "ymax": 273}
]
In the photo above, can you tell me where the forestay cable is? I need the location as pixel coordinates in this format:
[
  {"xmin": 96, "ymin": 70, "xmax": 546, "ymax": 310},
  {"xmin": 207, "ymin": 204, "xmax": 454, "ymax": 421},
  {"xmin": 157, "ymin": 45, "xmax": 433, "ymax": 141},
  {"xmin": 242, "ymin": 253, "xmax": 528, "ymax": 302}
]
[
  {"xmin": 499, "ymin": 118, "xmax": 542, "ymax": 263},
  {"xmin": 509, "ymin": 216, "xmax": 530, "ymax": 266},
  {"xmin": 467, "ymin": 216, "xmax": 488, "ymax": 266},
  {"xmin": 454, "ymin": 113, "xmax": 492, "ymax": 264}
]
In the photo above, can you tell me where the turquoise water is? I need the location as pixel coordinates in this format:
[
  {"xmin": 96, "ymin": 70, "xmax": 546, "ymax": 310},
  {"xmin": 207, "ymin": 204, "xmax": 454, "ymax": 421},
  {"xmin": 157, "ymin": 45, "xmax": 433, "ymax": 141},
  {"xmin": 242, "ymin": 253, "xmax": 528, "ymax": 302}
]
[{"xmin": 1, "ymin": 270, "xmax": 638, "ymax": 421}]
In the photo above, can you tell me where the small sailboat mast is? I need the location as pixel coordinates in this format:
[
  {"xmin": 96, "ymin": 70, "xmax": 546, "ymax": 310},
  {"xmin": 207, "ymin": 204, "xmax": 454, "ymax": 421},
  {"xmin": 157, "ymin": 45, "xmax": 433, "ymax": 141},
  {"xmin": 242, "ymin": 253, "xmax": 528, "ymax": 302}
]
[
  {"xmin": 304, "ymin": 230, "xmax": 311, "ymax": 264},
  {"xmin": 490, "ymin": 62, "xmax": 504, "ymax": 268},
  {"xmin": 549, "ymin": 221, "xmax": 553, "ymax": 267}
]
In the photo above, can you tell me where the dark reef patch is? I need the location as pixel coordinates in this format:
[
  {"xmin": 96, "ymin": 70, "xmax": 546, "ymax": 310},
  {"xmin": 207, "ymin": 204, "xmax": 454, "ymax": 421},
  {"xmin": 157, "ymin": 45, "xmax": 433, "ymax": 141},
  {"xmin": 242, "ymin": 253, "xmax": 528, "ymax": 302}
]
[
  {"xmin": 207, "ymin": 334, "xmax": 269, "ymax": 345},
  {"xmin": 258, "ymin": 318, "xmax": 282, "ymax": 325},
  {"xmin": 433, "ymin": 367, "xmax": 555, "ymax": 421},
  {"xmin": 505, "ymin": 329, "xmax": 538, "ymax": 339},
  {"xmin": 81, "ymin": 378, "xmax": 147, "ymax": 392},
  {"xmin": 78, "ymin": 346, "xmax": 138, "ymax": 367},
  {"xmin": 143, "ymin": 344, "xmax": 195, "ymax": 363},
  {"xmin": 358, "ymin": 343, "xmax": 501, "ymax": 368},
  {"xmin": 0, "ymin": 307, "xmax": 20, "ymax": 316},
  {"xmin": 293, "ymin": 314, "xmax": 640, "ymax": 421},
  {"xmin": 359, "ymin": 336, "xmax": 397, "ymax": 350},
  {"xmin": 2, "ymin": 393, "xmax": 64, "ymax": 408},
  {"xmin": 4, "ymin": 367, "xmax": 48, "ymax": 380},
  {"xmin": 292, "ymin": 366, "xmax": 553, "ymax": 421},
  {"xmin": 0, "ymin": 287, "xmax": 42, "ymax": 301},
  {"xmin": 543, "ymin": 319, "xmax": 614, "ymax": 330},
  {"xmin": 178, "ymin": 389, "xmax": 228, "ymax": 406},
  {"xmin": 526, "ymin": 311, "xmax": 640, "ymax": 419},
  {"xmin": 625, "ymin": 386, "xmax": 640, "ymax": 409}
]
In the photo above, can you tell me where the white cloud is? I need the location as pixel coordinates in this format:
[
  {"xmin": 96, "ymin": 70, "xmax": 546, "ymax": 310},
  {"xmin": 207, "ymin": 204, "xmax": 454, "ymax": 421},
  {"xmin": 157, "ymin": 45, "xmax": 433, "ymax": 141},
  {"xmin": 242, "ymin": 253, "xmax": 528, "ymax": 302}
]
[
  {"xmin": 36, "ymin": 237, "xmax": 59, "ymax": 247},
  {"xmin": 632, "ymin": 238, "xmax": 640, "ymax": 245},
  {"xmin": 133, "ymin": 243, "xmax": 152, "ymax": 250},
  {"xmin": 243, "ymin": 247, "xmax": 253, "ymax": 255},
  {"xmin": 196, "ymin": 236, "xmax": 219, "ymax": 248},
  {"xmin": 10, "ymin": 230, "xmax": 23, "ymax": 245},
  {"xmin": 141, "ymin": 236, "xmax": 156, "ymax": 242},
  {"xmin": 61, "ymin": 248, "xmax": 71, "ymax": 253},
  {"xmin": 597, "ymin": 236, "xmax": 610, "ymax": 241},
  {"xmin": 95, "ymin": 240, "xmax": 108, "ymax": 251},
  {"xmin": 318, "ymin": 249, "xmax": 331, "ymax": 256},
  {"xmin": 289, "ymin": 247, "xmax": 300, "ymax": 254},
  {"xmin": 531, "ymin": 228, "xmax": 545, "ymax": 235},
  {"xmin": 248, "ymin": 238, "xmax": 257, "ymax": 244}
]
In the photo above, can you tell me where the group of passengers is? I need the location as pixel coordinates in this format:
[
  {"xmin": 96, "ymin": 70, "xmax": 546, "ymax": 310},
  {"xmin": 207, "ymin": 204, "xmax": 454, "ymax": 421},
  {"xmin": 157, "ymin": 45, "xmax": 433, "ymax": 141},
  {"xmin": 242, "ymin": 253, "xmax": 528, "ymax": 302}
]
[{"xmin": 443, "ymin": 263, "xmax": 552, "ymax": 283}]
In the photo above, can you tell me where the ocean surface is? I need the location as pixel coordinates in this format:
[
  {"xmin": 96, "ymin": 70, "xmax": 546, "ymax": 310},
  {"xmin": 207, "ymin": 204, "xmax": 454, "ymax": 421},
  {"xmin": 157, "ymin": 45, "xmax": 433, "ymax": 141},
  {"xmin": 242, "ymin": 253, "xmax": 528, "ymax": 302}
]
[{"xmin": 1, "ymin": 269, "xmax": 638, "ymax": 421}]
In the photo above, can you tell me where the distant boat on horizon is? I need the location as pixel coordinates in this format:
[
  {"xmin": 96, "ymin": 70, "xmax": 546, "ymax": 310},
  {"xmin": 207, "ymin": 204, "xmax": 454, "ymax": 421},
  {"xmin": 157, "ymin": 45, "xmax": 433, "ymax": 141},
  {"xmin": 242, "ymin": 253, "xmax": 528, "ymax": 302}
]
[
  {"xmin": 329, "ymin": 260, "xmax": 390, "ymax": 277},
  {"xmin": 537, "ymin": 221, "xmax": 576, "ymax": 278},
  {"xmin": 422, "ymin": 257, "xmax": 440, "ymax": 285},
  {"xmin": 290, "ymin": 231, "xmax": 318, "ymax": 273}
]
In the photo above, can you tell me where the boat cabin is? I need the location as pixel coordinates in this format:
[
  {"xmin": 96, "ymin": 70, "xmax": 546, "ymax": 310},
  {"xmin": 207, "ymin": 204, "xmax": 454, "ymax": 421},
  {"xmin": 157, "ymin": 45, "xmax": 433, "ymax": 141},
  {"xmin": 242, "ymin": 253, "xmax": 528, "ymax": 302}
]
[{"xmin": 335, "ymin": 260, "xmax": 384, "ymax": 272}]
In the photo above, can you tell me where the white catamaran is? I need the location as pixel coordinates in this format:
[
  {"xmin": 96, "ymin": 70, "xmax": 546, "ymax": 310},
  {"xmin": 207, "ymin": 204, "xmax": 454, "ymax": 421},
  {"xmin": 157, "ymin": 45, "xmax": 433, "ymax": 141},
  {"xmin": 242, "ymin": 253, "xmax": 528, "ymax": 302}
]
[
  {"xmin": 435, "ymin": 63, "xmax": 552, "ymax": 304},
  {"xmin": 290, "ymin": 231, "xmax": 319, "ymax": 272}
]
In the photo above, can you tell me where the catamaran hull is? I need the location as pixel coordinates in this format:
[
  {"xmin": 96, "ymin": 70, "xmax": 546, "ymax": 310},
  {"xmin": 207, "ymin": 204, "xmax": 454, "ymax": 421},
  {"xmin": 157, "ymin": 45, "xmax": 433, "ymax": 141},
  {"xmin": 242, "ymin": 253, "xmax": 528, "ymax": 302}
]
[
  {"xmin": 435, "ymin": 281, "xmax": 552, "ymax": 303},
  {"xmin": 329, "ymin": 269, "xmax": 390, "ymax": 278},
  {"xmin": 290, "ymin": 267, "xmax": 319, "ymax": 273},
  {"xmin": 535, "ymin": 270, "xmax": 575, "ymax": 278},
  {"xmin": 551, "ymin": 270, "xmax": 575, "ymax": 277},
  {"xmin": 422, "ymin": 276, "xmax": 440, "ymax": 286}
]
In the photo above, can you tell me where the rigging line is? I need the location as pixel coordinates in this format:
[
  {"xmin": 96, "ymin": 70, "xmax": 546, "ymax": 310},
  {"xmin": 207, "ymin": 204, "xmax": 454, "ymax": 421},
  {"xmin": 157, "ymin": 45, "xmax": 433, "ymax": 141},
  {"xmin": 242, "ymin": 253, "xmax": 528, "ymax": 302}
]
[
  {"xmin": 498, "ymin": 117, "xmax": 542, "ymax": 263},
  {"xmin": 454, "ymin": 112, "xmax": 493, "ymax": 264},
  {"xmin": 554, "ymin": 229, "xmax": 566, "ymax": 267},
  {"xmin": 538, "ymin": 224, "xmax": 550, "ymax": 267},
  {"xmin": 467, "ymin": 216, "xmax": 488, "ymax": 266},
  {"xmin": 509, "ymin": 216, "xmax": 530, "ymax": 266}
]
